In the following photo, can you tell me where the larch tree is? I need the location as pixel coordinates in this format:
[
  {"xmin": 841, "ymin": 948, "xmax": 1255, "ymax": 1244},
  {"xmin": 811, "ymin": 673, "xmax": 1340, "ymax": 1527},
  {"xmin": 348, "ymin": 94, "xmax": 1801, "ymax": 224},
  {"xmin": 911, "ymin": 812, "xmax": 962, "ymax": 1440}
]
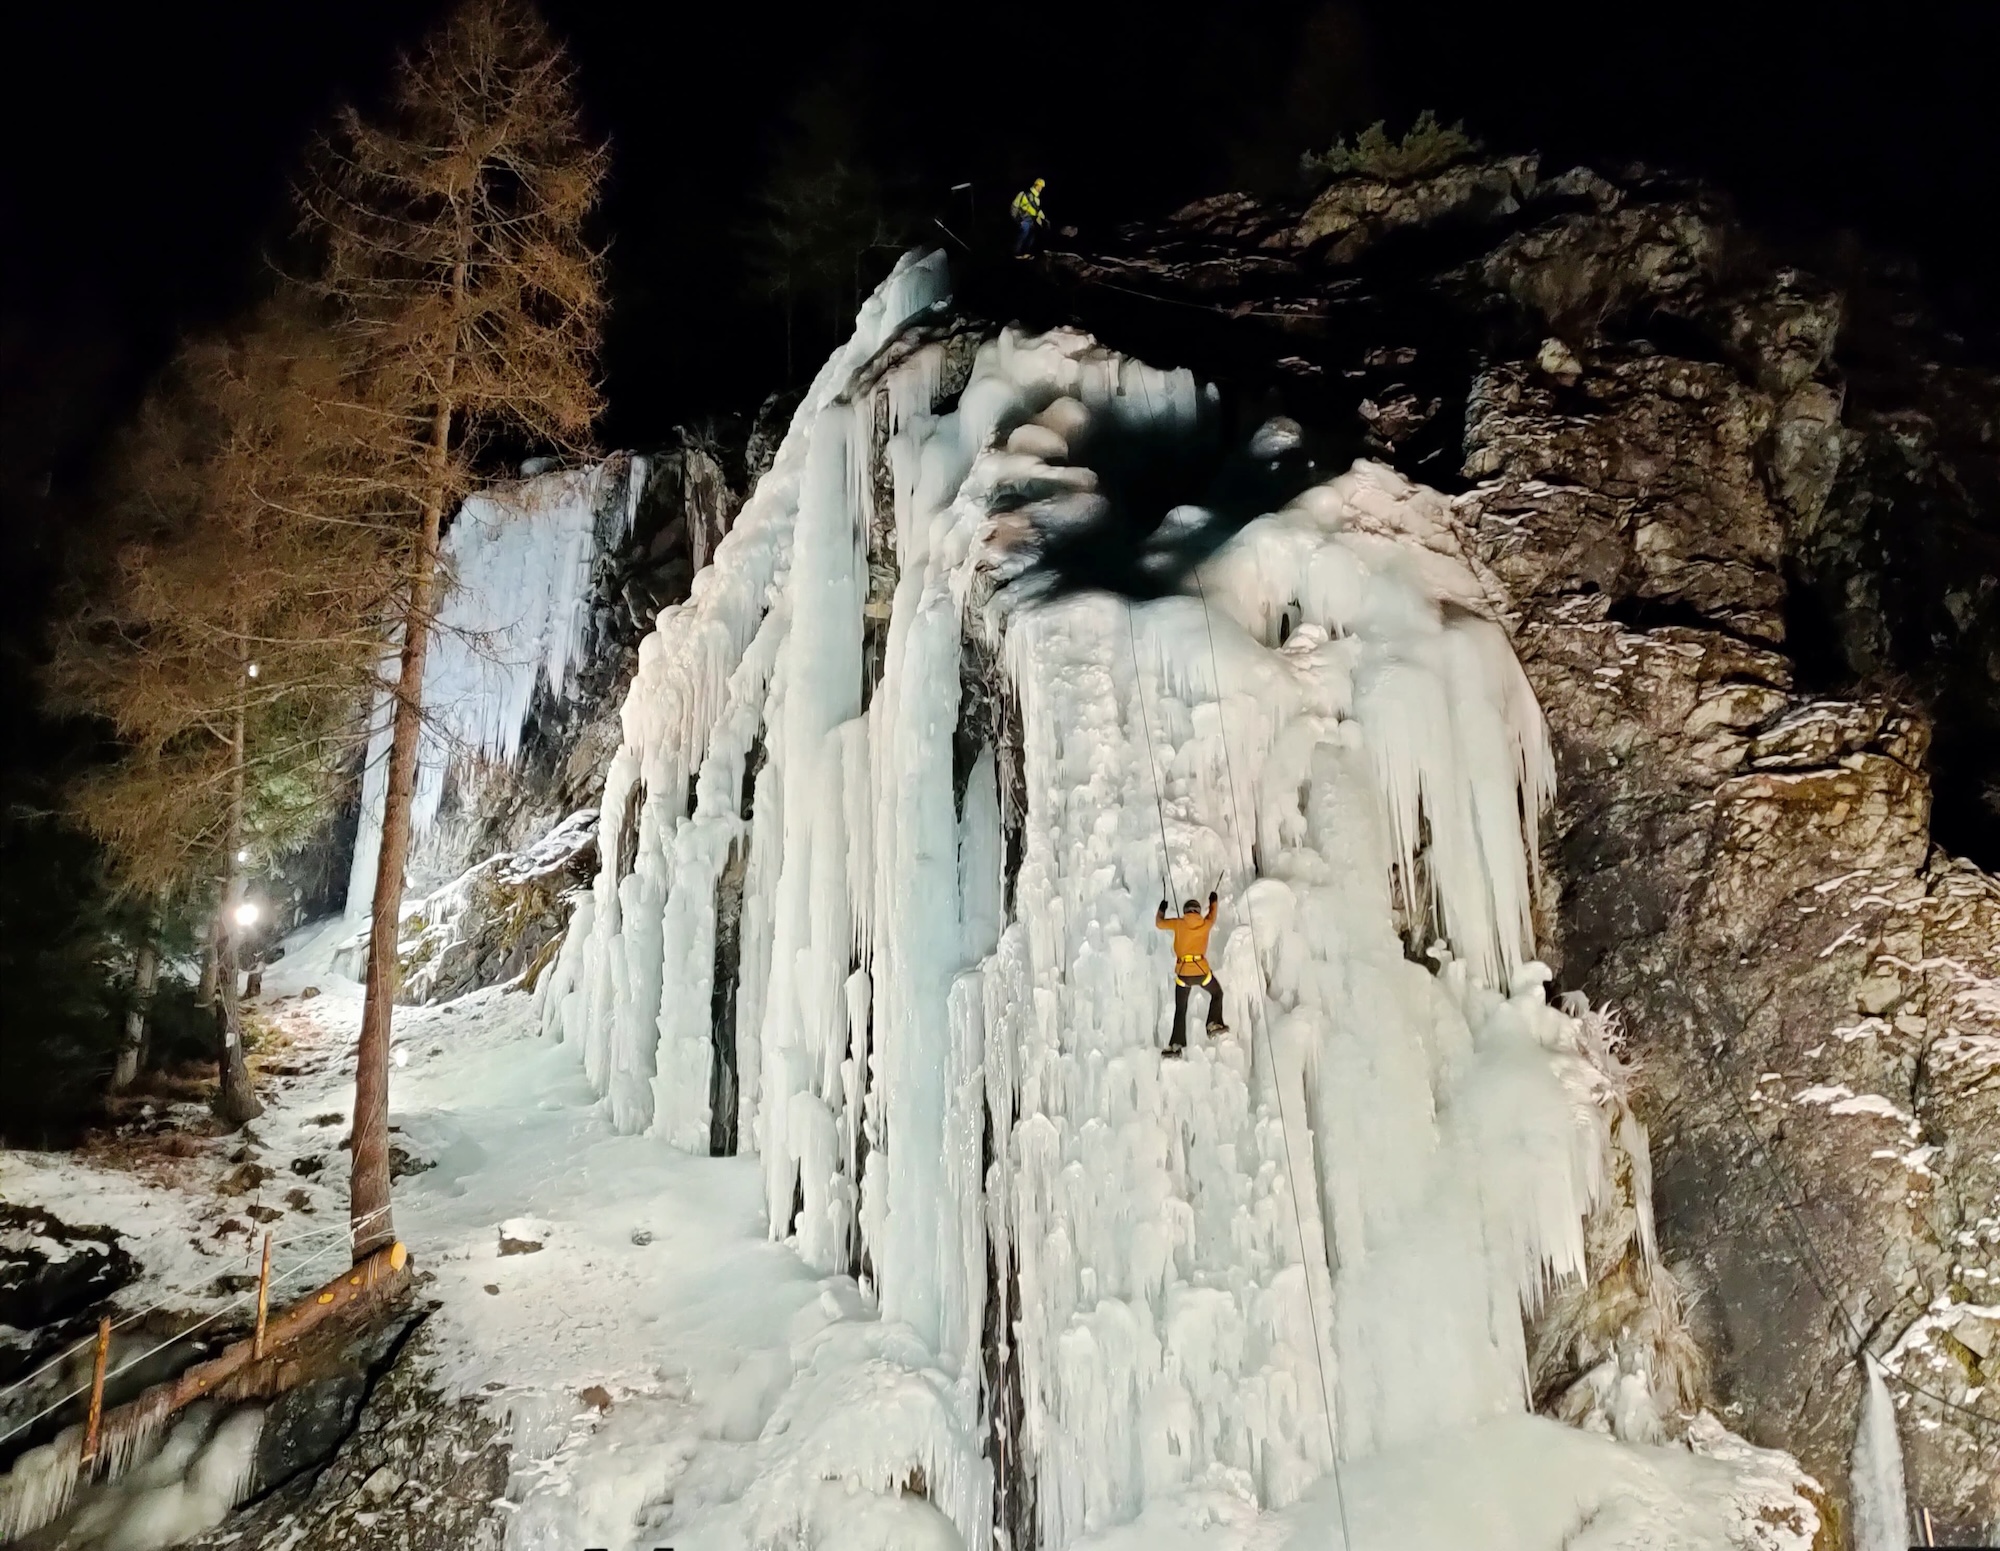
[
  {"xmin": 298, "ymin": 0, "xmax": 605, "ymax": 1257},
  {"xmin": 49, "ymin": 295, "xmax": 392, "ymax": 1122}
]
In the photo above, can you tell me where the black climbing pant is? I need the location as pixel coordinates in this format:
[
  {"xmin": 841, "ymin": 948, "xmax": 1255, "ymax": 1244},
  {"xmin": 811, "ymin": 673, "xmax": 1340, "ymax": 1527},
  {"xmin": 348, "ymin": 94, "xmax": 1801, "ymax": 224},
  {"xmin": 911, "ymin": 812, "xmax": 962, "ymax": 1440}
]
[{"xmin": 1170, "ymin": 973, "xmax": 1224, "ymax": 1051}]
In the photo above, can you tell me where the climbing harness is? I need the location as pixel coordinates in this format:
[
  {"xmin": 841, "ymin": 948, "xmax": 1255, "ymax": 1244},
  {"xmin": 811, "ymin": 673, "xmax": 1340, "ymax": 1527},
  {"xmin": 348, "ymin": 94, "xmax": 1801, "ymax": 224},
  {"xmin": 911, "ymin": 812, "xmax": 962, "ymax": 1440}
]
[{"xmin": 1193, "ymin": 566, "xmax": 1356, "ymax": 1551}]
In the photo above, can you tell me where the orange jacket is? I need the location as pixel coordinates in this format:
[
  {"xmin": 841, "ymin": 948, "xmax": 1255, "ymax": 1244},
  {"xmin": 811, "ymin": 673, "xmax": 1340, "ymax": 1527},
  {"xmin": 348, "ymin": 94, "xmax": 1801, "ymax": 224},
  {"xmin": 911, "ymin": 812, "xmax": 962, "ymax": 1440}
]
[{"xmin": 1156, "ymin": 897, "xmax": 1218, "ymax": 980}]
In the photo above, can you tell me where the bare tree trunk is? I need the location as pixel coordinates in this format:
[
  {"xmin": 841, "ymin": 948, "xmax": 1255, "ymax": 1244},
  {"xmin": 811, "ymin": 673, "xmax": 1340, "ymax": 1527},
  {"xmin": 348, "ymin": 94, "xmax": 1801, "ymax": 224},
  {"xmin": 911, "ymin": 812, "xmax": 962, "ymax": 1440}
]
[
  {"xmin": 306, "ymin": 8, "xmax": 605, "ymax": 1260},
  {"xmin": 214, "ymin": 931, "xmax": 262, "ymax": 1126},
  {"xmin": 352, "ymin": 250, "xmax": 463, "ymax": 1259},
  {"xmin": 111, "ymin": 925, "xmax": 160, "ymax": 1093},
  {"xmin": 215, "ymin": 691, "xmax": 263, "ymax": 1127}
]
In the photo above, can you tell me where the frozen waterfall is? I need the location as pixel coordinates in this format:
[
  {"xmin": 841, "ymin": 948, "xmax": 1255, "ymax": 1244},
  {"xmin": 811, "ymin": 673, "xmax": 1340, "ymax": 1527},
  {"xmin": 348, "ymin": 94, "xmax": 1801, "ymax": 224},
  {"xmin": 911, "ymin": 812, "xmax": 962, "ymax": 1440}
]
[
  {"xmin": 343, "ymin": 457, "xmax": 641, "ymax": 918},
  {"xmin": 535, "ymin": 252, "xmax": 1820, "ymax": 1548},
  {"xmin": 1851, "ymin": 1355, "xmax": 1910, "ymax": 1551}
]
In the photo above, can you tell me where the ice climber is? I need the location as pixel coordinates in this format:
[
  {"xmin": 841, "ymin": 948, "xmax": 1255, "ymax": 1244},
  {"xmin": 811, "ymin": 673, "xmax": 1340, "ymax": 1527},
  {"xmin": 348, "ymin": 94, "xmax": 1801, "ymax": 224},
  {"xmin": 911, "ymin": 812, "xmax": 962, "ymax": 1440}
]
[
  {"xmin": 1156, "ymin": 891, "xmax": 1227, "ymax": 1056},
  {"xmin": 1011, "ymin": 178, "xmax": 1048, "ymax": 256}
]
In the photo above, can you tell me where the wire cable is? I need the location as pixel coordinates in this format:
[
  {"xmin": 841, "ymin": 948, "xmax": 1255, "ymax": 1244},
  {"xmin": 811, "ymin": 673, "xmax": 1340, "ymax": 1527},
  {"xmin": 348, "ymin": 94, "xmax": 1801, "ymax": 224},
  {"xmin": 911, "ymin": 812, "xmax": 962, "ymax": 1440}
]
[
  {"xmin": 0, "ymin": 1203, "xmax": 394, "ymax": 1419},
  {"xmin": 0, "ymin": 1224, "xmax": 373, "ymax": 1451}
]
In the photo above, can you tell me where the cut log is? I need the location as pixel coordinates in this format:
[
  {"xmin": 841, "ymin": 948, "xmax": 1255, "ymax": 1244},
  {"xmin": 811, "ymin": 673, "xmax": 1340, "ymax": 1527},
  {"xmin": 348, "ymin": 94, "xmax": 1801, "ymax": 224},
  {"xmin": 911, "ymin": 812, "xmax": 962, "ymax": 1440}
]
[
  {"xmin": 165, "ymin": 1241, "xmax": 409, "ymax": 1411},
  {"xmin": 86, "ymin": 1241, "xmax": 411, "ymax": 1472}
]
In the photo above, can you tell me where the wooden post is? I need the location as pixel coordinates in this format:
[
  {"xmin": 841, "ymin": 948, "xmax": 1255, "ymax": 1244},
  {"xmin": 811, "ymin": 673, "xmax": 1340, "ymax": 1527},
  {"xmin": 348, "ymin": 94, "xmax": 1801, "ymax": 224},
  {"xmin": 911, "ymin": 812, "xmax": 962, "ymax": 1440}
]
[
  {"xmin": 253, "ymin": 1232, "xmax": 273, "ymax": 1360},
  {"xmin": 47, "ymin": 1240, "xmax": 411, "ymax": 1507},
  {"xmin": 163, "ymin": 1241, "xmax": 407, "ymax": 1413},
  {"xmin": 81, "ymin": 1315, "xmax": 111, "ymax": 1466}
]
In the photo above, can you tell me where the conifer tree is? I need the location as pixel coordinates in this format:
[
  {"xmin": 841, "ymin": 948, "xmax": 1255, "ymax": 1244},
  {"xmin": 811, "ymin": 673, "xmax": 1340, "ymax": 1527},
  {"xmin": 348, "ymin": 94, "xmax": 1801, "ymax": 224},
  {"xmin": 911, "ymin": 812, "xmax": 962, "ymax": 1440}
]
[
  {"xmin": 745, "ymin": 83, "xmax": 903, "ymax": 379},
  {"xmin": 49, "ymin": 295, "xmax": 390, "ymax": 1124},
  {"xmin": 298, "ymin": 0, "xmax": 605, "ymax": 1255}
]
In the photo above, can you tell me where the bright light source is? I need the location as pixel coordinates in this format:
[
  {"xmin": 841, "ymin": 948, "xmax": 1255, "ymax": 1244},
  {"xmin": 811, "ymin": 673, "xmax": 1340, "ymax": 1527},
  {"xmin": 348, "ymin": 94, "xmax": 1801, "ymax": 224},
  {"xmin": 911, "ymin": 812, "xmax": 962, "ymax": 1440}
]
[
  {"xmin": 232, "ymin": 901, "xmax": 260, "ymax": 928},
  {"xmin": 246, "ymin": 662, "xmax": 260, "ymax": 679},
  {"xmin": 236, "ymin": 849, "xmax": 251, "ymax": 864}
]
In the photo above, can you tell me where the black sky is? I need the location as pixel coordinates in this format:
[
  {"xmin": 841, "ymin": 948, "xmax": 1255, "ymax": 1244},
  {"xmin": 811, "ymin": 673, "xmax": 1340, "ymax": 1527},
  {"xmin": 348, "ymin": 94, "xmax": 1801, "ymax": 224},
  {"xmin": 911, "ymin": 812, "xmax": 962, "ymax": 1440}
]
[{"xmin": 1, "ymin": 0, "xmax": 1995, "ymax": 552}]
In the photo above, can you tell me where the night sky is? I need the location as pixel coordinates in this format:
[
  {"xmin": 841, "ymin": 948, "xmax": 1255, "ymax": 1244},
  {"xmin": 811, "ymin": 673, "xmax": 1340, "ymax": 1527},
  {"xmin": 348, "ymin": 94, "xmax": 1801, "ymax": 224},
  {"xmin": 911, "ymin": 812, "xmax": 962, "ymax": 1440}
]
[{"xmin": 1, "ymin": 0, "xmax": 1995, "ymax": 596}]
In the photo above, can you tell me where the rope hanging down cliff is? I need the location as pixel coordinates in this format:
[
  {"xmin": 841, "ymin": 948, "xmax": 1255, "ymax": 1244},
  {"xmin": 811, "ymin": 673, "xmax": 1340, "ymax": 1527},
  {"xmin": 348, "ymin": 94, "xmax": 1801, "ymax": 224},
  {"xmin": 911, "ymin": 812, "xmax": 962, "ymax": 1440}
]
[
  {"xmin": 1191, "ymin": 568, "xmax": 1356, "ymax": 1551},
  {"xmin": 1127, "ymin": 600, "xmax": 1178, "ymax": 906}
]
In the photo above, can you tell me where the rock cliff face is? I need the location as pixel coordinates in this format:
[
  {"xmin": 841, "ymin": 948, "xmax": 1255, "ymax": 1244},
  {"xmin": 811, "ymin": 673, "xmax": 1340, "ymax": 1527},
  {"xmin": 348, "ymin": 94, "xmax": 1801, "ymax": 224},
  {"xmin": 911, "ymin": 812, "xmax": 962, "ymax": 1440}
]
[
  {"xmin": 180, "ymin": 1320, "xmax": 507, "ymax": 1551},
  {"xmin": 353, "ymin": 427, "xmax": 763, "ymax": 1006},
  {"xmin": 253, "ymin": 155, "xmax": 2000, "ymax": 1540},
  {"xmin": 408, "ymin": 431, "xmax": 752, "ymax": 894},
  {"xmin": 1014, "ymin": 156, "xmax": 2000, "ymax": 1535}
]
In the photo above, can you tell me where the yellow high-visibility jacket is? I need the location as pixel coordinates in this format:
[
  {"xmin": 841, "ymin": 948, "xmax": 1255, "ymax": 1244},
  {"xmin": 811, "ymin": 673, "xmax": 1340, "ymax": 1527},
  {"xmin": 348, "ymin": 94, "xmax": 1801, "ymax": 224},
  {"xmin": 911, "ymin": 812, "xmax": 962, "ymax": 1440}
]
[
  {"xmin": 1156, "ymin": 897, "xmax": 1218, "ymax": 981},
  {"xmin": 1011, "ymin": 188, "xmax": 1046, "ymax": 225}
]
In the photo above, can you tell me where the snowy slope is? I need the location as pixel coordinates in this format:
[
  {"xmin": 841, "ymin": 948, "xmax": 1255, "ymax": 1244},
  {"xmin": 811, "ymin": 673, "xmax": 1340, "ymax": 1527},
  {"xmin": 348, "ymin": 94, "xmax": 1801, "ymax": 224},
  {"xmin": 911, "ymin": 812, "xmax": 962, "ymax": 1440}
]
[
  {"xmin": 533, "ymin": 253, "xmax": 1823, "ymax": 1548},
  {"xmin": 1, "ymin": 928, "xmax": 840, "ymax": 1551}
]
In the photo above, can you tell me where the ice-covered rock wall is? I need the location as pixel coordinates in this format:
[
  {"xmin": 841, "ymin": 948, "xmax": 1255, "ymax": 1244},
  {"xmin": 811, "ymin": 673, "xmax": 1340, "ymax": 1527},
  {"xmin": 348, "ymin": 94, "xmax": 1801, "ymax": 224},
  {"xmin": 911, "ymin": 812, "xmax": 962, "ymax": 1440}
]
[
  {"xmin": 537, "ymin": 253, "xmax": 1819, "ymax": 1548},
  {"xmin": 344, "ymin": 459, "xmax": 643, "ymax": 918}
]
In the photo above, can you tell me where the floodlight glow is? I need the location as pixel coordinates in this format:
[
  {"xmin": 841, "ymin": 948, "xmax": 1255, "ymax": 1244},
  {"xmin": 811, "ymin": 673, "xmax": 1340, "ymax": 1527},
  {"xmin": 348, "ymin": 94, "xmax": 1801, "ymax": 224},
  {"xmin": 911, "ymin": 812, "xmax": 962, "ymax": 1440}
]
[{"xmin": 232, "ymin": 901, "xmax": 260, "ymax": 928}]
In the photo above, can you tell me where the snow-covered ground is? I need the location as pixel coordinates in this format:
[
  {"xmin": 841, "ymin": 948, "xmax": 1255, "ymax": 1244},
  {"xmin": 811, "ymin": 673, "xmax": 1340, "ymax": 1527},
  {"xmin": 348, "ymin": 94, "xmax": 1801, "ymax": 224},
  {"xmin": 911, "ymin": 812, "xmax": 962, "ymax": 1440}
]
[
  {"xmin": 4, "ymin": 922, "xmax": 858, "ymax": 1546},
  {"xmin": 0, "ymin": 923, "xmax": 1817, "ymax": 1551}
]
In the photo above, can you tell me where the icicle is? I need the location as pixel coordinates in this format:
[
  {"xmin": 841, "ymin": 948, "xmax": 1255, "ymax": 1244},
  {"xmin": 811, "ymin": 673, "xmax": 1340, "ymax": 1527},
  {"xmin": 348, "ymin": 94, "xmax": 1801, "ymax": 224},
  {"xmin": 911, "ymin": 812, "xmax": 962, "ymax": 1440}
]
[
  {"xmin": 543, "ymin": 251, "xmax": 952, "ymax": 1135},
  {"xmin": 958, "ymin": 747, "xmax": 1004, "ymax": 963},
  {"xmin": 649, "ymin": 600, "xmax": 786, "ymax": 1148},
  {"xmin": 538, "ymin": 305, "xmax": 1810, "ymax": 1551},
  {"xmin": 341, "ymin": 663, "xmax": 397, "ymax": 923},
  {"xmin": 0, "ymin": 1404, "xmax": 261, "ymax": 1548},
  {"xmin": 1852, "ymin": 1356, "xmax": 1911, "ymax": 1551},
  {"xmin": 343, "ymin": 461, "xmax": 637, "ymax": 917}
]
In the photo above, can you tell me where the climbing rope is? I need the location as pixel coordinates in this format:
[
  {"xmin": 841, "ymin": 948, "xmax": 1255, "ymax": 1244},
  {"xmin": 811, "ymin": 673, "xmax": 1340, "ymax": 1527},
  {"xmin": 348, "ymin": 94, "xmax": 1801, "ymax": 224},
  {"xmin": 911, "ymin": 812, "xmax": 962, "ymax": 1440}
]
[
  {"xmin": 1126, "ymin": 601, "xmax": 1178, "ymax": 906},
  {"xmin": 1192, "ymin": 567, "xmax": 1356, "ymax": 1551}
]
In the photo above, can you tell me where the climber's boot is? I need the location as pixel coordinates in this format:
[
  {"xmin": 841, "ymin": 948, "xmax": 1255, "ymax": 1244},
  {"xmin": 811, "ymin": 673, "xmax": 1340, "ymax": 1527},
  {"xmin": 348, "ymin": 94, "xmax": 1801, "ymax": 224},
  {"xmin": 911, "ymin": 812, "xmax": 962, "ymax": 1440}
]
[{"xmin": 1206, "ymin": 1020, "xmax": 1229, "ymax": 1036}]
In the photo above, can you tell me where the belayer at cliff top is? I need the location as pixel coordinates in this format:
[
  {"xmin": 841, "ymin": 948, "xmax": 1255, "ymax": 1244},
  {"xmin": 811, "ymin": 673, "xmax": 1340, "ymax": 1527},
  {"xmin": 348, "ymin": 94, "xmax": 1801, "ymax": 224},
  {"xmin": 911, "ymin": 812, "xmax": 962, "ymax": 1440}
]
[{"xmin": 1011, "ymin": 178, "xmax": 1047, "ymax": 256}]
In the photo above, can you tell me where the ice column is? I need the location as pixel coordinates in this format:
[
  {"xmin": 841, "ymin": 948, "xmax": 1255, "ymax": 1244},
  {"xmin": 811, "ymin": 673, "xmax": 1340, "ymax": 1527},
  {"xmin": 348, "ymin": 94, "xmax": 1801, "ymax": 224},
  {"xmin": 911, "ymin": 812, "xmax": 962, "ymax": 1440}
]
[
  {"xmin": 1852, "ymin": 1355, "xmax": 1911, "ymax": 1551},
  {"xmin": 539, "ymin": 250, "xmax": 951, "ymax": 1141}
]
